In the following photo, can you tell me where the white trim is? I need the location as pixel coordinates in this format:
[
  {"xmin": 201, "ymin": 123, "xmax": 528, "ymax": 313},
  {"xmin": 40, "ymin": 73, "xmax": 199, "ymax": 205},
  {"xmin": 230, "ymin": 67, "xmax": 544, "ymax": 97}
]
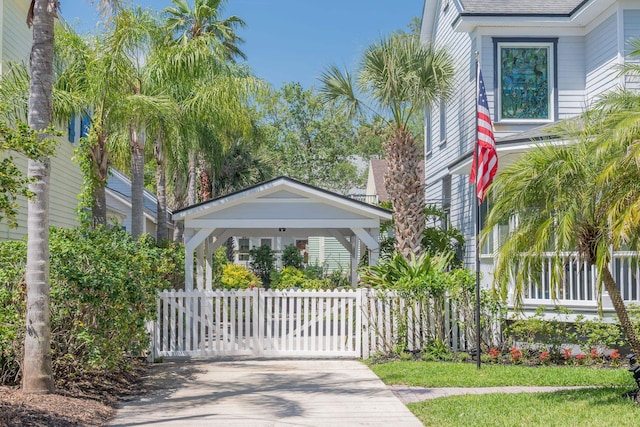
[{"xmin": 185, "ymin": 219, "xmax": 381, "ymax": 229}]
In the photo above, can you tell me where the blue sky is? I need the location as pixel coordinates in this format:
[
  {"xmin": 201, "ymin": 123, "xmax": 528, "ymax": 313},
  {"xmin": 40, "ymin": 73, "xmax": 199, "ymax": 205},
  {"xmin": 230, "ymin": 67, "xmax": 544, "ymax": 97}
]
[{"xmin": 61, "ymin": 0, "xmax": 423, "ymax": 89}]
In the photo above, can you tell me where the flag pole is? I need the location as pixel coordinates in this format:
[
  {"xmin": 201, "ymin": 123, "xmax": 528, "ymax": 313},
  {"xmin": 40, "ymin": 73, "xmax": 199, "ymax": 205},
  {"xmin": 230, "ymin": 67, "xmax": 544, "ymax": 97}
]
[{"xmin": 474, "ymin": 51, "xmax": 482, "ymax": 370}]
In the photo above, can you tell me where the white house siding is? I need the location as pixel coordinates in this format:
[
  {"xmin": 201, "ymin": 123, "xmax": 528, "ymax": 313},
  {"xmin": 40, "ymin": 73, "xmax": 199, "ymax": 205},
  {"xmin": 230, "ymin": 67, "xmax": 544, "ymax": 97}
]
[
  {"xmin": 0, "ymin": 0, "xmax": 83, "ymax": 240},
  {"xmin": 307, "ymin": 236, "xmax": 351, "ymax": 274},
  {"xmin": 585, "ymin": 11, "xmax": 620, "ymax": 102},
  {"xmin": 557, "ymin": 37, "xmax": 587, "ymax": 119},
  {"xmin": 624, "ymin": 8, "xmax": 640, "ymax": 89},
  {"xmin": 426, "ymin": 1, "xmax": 481, "ymax": 269}
]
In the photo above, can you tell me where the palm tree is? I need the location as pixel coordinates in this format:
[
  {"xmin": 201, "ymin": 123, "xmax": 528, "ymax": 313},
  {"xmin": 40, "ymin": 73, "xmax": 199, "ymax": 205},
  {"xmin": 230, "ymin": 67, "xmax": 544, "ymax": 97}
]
[
  {"xmin": 483, "ymin": 130, "xmax": 640, "ymax": 356},
  {"xmin": 320, "ymin": 35, "xmax": 454, "ymax": 259},
  {"xmin": 22, "ymin": 0, "xmax": 121, "ymax": 394},
  {"xmin": 157, "ymin": 0, "xmax": 257, "ymax": 221}
]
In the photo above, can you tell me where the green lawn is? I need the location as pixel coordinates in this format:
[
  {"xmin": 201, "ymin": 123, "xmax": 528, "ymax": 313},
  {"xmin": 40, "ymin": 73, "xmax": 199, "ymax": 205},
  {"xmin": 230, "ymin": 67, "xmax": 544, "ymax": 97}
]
[
  {"xmin": 370, "ymin": 360, "xmax": 635, "ymax": 387},
  {"xmin": 369, "ymin": 361, "xmax": 639, "ymax": 426},
  {"xmin": 409, "ymin": 388, "xmax": 639, "ymax": 427}
]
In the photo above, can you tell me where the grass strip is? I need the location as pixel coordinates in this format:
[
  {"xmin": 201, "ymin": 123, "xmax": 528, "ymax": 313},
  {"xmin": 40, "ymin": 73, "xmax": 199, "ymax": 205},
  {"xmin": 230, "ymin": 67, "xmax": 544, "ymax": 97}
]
[
  {"xmin": 370, "ymin": 361, "xmax": 635, "ymax": 387},
  {"xmin": 408, "ymin": 388, "xmax": 640, "ymax": 427}
]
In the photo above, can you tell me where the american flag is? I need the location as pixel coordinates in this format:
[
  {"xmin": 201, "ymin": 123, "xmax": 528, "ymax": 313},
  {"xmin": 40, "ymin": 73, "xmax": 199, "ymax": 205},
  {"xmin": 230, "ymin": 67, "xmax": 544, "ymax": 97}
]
[{"xmin": 470, "ymin": 68, "xmax": 498, "ymax": 202}]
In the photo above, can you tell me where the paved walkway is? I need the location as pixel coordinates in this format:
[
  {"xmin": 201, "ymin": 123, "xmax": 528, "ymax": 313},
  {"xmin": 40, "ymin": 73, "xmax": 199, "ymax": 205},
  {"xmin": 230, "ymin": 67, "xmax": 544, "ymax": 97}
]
[{"xmin": 108, "ymin": 359, "xmax": 423, "ymax": 427}]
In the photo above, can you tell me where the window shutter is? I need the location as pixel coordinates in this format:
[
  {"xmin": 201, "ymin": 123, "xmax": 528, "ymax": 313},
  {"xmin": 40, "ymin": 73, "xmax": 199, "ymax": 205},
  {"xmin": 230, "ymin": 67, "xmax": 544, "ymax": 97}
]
[{"xmin": 68, "ymin": 115, "xmax": 76, "ymax": 143}]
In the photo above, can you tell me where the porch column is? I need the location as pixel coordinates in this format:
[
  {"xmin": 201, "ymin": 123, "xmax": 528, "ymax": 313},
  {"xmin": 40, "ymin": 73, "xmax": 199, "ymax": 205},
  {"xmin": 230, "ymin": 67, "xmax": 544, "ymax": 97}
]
[
  {"xmin": 205, "ymin": 236, "xmax": 213, "ymax": 291},
  {"xmin": 196, "ymin": 242, "xmax": 205, "ymax": 290},
  {"xmin": 350, "ymin": 235, "xmax": 359, "ymax": 288},
  {"xmin": 184, "ymin": 228, "xmax": 195, "ymax": 291}
]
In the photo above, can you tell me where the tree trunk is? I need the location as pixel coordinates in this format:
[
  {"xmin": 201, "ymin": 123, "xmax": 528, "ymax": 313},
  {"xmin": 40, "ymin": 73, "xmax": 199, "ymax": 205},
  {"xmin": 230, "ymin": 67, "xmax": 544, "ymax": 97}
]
[
  {"xmin": 601, "ymin": 266, "xmax": 640, "ymax": 356},
  {"xmin": 187, "ymin": 151, "xmax": 197, "ymax": 205},
  {"xmin": 384, "ymin": 128, "xmax": 425, "ymax": 259},
  {"xmin": 155, "ymin": 134, "xmax": 168, "ymax": 242},
  {"xmin": 90, "ymin": 133, "xmax": 109, "ymax": 227},
  {"xmin": 199, "ymin": 163, "xmax": 212, "ymax": 201},
  {"xmin": 23, "ymin": 0, "xmax": 55, "ymax": 394},
  {"xmin": 130, "ymin": 124, "xmax": 146, "ymax": 239}
]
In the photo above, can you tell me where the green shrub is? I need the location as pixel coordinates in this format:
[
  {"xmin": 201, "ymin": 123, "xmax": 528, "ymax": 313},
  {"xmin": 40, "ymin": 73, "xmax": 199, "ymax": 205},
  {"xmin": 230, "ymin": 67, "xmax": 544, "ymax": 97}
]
[
  {"xmin": 271, "ymin": 266, "xmax": 306, "ymax": 289},
  {"xmin": 282, "ymin": 245, "xmax": 304, "ymax": 269},
  {"xmin": 220, "ymin": 264, "xmax": 261, "ymax": 289},
  {"xmin": 249, "ymin": 244, "xmax": 275, "ymax": 286},
  {"xmin": 0, "ymin": 226, "xmax": 183, "ymax": 386}
]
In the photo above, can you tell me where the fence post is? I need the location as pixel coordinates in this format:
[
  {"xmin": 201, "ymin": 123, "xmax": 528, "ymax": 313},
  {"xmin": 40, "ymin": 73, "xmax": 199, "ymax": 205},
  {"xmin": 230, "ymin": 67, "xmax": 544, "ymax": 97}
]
[{"xmin": 253, "ymin": 287, "xmax": 263, "ymax": 356}]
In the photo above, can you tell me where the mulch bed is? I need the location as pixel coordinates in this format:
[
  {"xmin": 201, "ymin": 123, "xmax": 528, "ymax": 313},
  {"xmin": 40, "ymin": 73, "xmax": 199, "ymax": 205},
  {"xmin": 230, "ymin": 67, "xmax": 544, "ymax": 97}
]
[{"xmin": 0, "ymin": 360, "xmax": 147, "ymax": 427}]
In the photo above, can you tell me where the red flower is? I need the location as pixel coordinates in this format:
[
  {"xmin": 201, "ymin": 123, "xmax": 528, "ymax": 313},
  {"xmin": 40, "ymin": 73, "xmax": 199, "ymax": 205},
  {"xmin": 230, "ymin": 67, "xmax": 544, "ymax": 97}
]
[
  {"xmin": 590, "ymin": 349, "xmax": 599, "ymax": 359},
  {"xmin": 610, "ymin": 349, "xmax": 620, "ymax": 360},
  {"xmin": 509, "ymin": 347, "xmax": 522, "ymax": 363},
  {"xmin": 489, "ymin": 348, "xmax": 500, "ymax": 359},
  {"xmin": 563, "ymin": 348, "xmax": 572, "ymax": 360},
  {"xmin": 540, "ymin": 351, "xmax": 550, "ymax": 360}
]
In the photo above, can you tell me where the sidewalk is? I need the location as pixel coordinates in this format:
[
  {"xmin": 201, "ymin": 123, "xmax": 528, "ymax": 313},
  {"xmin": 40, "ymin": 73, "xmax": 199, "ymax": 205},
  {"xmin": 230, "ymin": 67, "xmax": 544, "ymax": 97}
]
[{"xmin": 108, "ymin": 359, "xmax": 423, "ymax": 427}]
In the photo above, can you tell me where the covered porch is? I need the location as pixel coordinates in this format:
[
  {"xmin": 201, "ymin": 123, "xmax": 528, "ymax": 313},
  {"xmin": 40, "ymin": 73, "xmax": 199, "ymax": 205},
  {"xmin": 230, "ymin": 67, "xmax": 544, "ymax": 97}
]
[{"xmin": 172, "ymin": 176, "xmax": 393, "ymax": 290}]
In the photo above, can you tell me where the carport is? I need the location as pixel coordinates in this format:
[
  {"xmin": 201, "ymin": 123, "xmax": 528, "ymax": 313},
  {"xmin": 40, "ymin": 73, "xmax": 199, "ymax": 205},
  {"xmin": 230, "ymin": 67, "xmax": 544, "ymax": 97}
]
[{"xmin": 172, "ymin": 176, "xmax": 393, "ymax": 290}]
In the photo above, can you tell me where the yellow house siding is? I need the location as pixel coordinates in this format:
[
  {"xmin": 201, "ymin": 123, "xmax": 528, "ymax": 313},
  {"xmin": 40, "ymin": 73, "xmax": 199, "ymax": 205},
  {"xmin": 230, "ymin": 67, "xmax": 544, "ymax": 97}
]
[
  {"xmin": 2, "ymin": 0, "xmax": 31, "ymax": 66},
  {"xmin": 0, "ymin": 1, "xmax": 83, "ymax": 240}
]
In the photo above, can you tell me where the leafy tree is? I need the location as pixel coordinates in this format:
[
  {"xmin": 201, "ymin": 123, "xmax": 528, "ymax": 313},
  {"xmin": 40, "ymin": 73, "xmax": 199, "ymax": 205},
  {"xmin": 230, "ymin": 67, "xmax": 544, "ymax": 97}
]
[
  {"xmin": 0, "ymin": 116, "xmax": 55, "ymax": 227},
  {"xmin": 320, "ymin": 35, "xmax": 454, "ymax": 259},
  {"xmin": 259, "ymin": 82, "xmax": 363, "ymax": 193}
]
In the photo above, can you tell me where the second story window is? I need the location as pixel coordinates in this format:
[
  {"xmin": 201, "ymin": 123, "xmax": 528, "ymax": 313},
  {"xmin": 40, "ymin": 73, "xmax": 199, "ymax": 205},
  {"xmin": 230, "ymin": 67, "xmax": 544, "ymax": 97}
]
[{"xmin": 494, "ymin": 38, "xmax": 557, "ymax": 123}]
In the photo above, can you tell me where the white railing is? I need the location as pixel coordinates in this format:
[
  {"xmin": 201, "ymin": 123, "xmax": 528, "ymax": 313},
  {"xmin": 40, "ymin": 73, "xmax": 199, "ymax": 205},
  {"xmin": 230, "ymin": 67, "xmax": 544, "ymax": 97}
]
[
  {"xmin": 519, "ymin": 252, "xmax": 640, "ymax": 308},
  {"xmin": 153, "ymin": 288, "xmax": 474, "ymax": 359}
]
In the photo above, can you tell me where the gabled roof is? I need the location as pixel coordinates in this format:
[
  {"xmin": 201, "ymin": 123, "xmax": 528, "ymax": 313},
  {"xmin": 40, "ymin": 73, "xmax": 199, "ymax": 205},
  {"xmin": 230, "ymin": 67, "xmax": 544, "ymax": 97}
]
[
  {"xmin": 369, "ymin": 159, "xmax": 390, "ymax": 203},
  {"xmin": 173, "ymin": 176, "xmax": 392, "ymax": 222}
]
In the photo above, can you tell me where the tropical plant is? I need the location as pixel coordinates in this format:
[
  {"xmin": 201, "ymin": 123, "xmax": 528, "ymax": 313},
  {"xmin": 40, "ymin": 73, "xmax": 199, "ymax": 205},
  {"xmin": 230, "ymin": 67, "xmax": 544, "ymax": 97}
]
[
  {"xmin": 320, "ymin": 34, "xmax": 454, "ymax": 259},
  {"xmin": 484, "ymin": 130, "xmax": 640, "ymax": 356}
]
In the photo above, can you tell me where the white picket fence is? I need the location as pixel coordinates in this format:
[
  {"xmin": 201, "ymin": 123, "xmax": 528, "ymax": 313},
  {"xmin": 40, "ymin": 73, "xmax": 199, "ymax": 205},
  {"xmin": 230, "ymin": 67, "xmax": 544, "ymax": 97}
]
[{"xmin": 152, "ymin": 288, "xmax": 471, "ymax": 359}]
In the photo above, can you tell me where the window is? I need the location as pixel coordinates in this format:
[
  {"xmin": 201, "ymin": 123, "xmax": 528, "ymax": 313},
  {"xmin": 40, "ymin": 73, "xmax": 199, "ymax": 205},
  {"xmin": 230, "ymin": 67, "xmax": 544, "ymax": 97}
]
[
  {"xmin": 439, "ymin": 99, "xmax": 446, "ymax": 145},
  {"xmin": 238, "ymin": 238, "xmax": 250, "ymax": 261},
  {"xmin": 80, "ymin": 113, "xmax": 91, "ymax": 138},
  {"xmin": 260, "ymin": 238, "xmax": 272, "ymax": 249},
  {"xmin": 494, "ymin": 38, "xmax": 557, "ymax": 122}
]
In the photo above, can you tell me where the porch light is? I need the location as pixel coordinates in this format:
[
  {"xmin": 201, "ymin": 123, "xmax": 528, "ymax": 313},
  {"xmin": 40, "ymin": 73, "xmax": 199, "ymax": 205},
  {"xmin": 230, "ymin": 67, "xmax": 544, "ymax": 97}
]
[{"xmin": 278, "ymin": 228, "xmax": 286, "ymax": 232}]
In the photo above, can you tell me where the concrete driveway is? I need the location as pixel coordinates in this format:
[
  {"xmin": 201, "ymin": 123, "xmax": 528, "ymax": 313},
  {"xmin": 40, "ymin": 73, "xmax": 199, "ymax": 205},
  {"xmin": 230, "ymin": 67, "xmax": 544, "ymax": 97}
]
[{"xmin": 108, "ymin": 359, "xmax": 423, "ymax": 427}]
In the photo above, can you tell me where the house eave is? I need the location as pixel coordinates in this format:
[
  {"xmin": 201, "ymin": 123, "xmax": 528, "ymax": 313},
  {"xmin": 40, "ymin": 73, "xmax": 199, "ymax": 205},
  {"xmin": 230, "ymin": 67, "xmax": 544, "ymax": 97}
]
[{"xmin": 452, "ymin": 0, "xmax": 616, "ymax": 33}]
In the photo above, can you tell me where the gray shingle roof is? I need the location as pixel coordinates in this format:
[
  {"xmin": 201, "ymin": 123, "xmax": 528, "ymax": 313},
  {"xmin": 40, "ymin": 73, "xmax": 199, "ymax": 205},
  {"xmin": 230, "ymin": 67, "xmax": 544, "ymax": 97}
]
[
  {"xmin": 107, "ymin": 169, "xmax": 159, "ymax": 215},
  {"xmin": 459, "ymin": 0, "xmax": 588, "ymax": 16}
]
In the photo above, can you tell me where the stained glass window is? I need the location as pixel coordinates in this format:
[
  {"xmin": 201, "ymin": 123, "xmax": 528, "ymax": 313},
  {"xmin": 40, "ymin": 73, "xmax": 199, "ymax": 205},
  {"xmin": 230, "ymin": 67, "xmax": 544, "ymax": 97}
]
[{"xmin": 499, "ymin": 44, "xmax": 551, "ymax": 120}]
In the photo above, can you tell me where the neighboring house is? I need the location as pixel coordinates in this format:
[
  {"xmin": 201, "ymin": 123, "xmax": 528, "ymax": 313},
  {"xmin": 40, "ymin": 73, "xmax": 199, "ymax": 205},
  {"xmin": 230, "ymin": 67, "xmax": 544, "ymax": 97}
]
[
  {"xmin": 105, "ymin": 169, "xmax": 170, "ymax": 237},
  {"xmin": 365, "ymin": 159, "xmax": 389, "ymax": 204},
  {"xmin": 0, "ymin": 1, "xmax": 83, "ymax": 241},
  {"xmin": 420, "ymin": 0, "xmax": 640, "ymax": 315}
]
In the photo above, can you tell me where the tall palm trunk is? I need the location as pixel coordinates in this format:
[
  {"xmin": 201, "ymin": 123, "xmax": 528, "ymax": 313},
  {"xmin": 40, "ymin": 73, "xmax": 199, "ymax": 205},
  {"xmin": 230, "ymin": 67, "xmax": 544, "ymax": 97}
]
[
  {"xmin": 130, "ymin": 124, "xmax": 146, "ymax": 238},
  {"xmin": 187, "ymin": 151, "xmax": 197, "ymax": 205},
  {"xmin": 155, "ymin": 134, "xmax": 168, "ymax": 241},
  {"xmin": 23, "ymin": 0, "xmax": 55, "ymax": 393},
  {"xmin": 601, "ymin": 266, "xmax": 640, "ymax": 356},
  {"xmin": 199, "ymin": 156, "xmax": 212, "ymax": 201},
  {"xmin": 89, "ymin": 132, "xmax": 109, "ymax": 226},
  {"xmin": 385, "ymin": 128, "xmax": 425, "ymax": 259}
]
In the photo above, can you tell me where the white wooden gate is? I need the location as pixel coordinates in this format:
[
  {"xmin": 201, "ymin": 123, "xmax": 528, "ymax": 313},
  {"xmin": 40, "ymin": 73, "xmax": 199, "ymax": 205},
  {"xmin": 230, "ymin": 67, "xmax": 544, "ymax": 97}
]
[
  {"xmin": 152, "ymin": 288, "xmax": 472, "ymax": 359},
  {"xmin": 153, "ymin": 288, "xmax": 361, "ymax": 358}
]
